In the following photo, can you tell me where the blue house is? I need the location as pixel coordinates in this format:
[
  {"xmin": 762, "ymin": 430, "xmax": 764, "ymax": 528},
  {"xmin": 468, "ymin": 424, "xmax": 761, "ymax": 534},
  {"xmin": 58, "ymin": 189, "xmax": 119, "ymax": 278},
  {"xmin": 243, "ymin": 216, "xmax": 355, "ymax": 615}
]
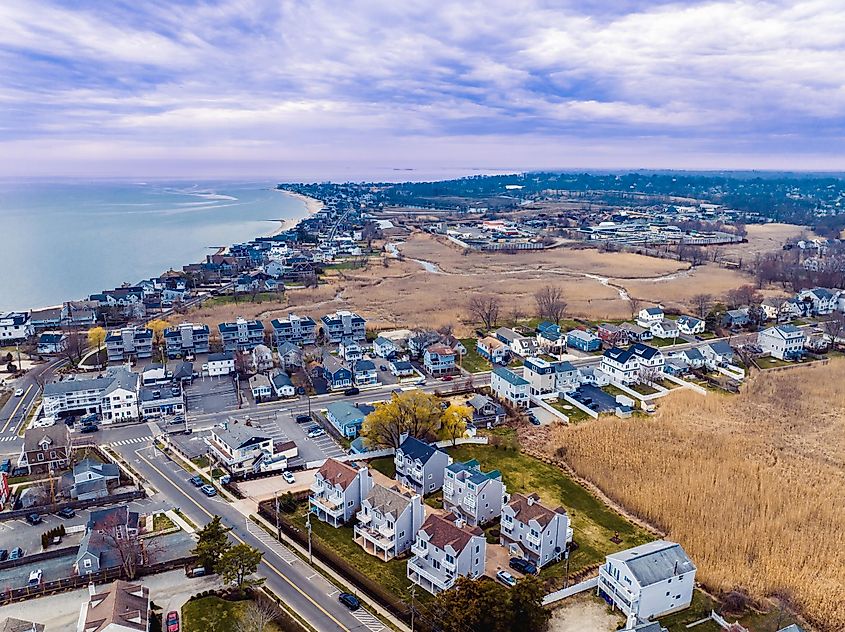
[
  {"xmin": 325, "ymin": 401, "xmax": 373, "ymax": 438},
  {"xmin": 320, "ymin": 354, "xmax": 353, "ymax": 391},
  {"xmin": 566, "ymin": 329, "xmax": 602, "ymax": 352}
]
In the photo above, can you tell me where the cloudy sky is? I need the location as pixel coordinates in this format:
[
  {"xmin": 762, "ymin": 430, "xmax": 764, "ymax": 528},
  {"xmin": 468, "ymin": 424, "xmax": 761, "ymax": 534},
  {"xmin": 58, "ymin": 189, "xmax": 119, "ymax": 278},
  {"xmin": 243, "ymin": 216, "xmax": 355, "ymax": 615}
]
[{"xmin": 2, "ymin": 0, "xmax": 844, "ymax": 178}]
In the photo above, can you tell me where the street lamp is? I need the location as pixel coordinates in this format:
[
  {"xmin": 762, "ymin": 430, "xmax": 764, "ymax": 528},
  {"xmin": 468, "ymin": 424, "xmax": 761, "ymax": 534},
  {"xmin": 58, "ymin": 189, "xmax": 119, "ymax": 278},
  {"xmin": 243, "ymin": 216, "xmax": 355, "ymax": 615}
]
[{"xmin": 305, "ymin": 514, "xmax": 313, "ymax": 565}]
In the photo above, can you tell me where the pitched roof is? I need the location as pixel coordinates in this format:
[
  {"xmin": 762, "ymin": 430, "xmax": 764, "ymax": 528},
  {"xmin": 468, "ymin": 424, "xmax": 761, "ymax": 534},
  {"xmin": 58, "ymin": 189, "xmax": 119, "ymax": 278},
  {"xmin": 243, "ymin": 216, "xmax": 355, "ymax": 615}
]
[
  {"xmin": 23, "ymin": 424, "xmax": 70, "ymax": 453},
  {"xmin": 478, "ymin": 336, "xmax": 506, "ymax": 350},
  {"xmin": 446, "ymin": 459, "xmax": 501, "ymax": 485},
  {"xmin": 83, "ymin": 580, "xmax": 150, "ymax": 632},
  {"xmin": 506, "ymin": 492, "xmax": 566, "ymax": 529},
  {"xmin": 607, "ymin": 540, "xmax": 696, "ymax": 587},
  {"xmin": 364, "ymin": 483, "xmax": 414, "ymax": 518},
  {"xmin": 418, "ymin": 514, "xmax": 481, "ymax": 552},
  {"xmin": 492, "ymin": 365, "xmax": 529, "ymax": 386},
  {"xmin": 317, "ymin": 458, "xmax": 360, "ymax": 490},
  {"xmin": 326, "ymin": 401, "xmax": 366, "ymax": 426},
  {"xmin": 643, "ymin": 307, "xmax": 663, "ymax": 315},
  {"xmin": 398, "ymin": 436, "xmax": 443, "ymax": 464},
  {"xmin": 630, "ymin": 342, "xmax": 661, "ymax": 360},
  {"xmin": 213, "ymin": 422, "xmax": 271, "ymax": 450}
]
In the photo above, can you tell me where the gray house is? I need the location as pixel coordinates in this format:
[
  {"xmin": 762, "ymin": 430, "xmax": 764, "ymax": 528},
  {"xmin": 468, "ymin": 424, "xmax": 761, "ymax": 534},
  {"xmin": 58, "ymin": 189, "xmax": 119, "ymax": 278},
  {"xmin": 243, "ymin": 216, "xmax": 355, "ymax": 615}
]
[
  {"xmin": 465, "ymin": 394, "xmax": 506, "ymax": 427},
  {"xmin": 443, "ymin": 459, "xmax": 506, "ymax": 526},
  {"xmin": 407, "ymin": 514, "xmax": 487, "ymax": 594},
  {"xmin": 164, "ymin": 322, "xmax": 210, "ymax": 358},
  {"xmin": 71, "ymin": 459, "xmax": 120, "ymax": 501},
  {"xmin": 394, "ymin": 436, "xmax": 451, "ymax": 496},
  {"xmin": 218, "ymin": 317, "xmax": 265, "ymax": 352},
  {"xmin": 105, "ymin": 327, "xmax": 153, "ymax": 362},
  {"xmin": 500, "ymin": 492, "xmax": 572, "ymax": 568},
  {"xmin": 353, "ymin": 484, "xmax": 424, "ymax": 561}
]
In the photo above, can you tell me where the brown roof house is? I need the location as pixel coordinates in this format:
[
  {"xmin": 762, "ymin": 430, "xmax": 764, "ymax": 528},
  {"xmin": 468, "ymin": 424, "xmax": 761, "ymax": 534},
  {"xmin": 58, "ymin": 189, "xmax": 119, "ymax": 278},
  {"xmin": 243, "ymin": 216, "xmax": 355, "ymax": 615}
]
[
  {"xmin": 309, "ymin": 458, "xmax": 373, "ymax": 527},
  {"xmin": 77, "ymin": 580, "xmax": 150, "ymax": 632},
  {"xmin": 18, "ymin": 424, "xmax": 71, "ymax": 475},
  {"xmin": 500, "ymin": 492, "xmax": 572, "ymax": 568},
  {"xmin": 407, "ymin": 514, "xmax": 486, "ymax": 594}
]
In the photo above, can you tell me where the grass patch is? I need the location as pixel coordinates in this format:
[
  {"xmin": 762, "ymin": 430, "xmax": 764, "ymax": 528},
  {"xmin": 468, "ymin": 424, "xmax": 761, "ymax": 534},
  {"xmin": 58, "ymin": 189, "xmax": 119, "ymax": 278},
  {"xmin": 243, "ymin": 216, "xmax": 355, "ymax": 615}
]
[
  {"xmin": 659, "ymin": 588, "xmax": 802, "ymax": 632},
  {"xmin": 649, "ymin": 336, "xmax": 683, "ymax": 347},
  {"xmin": 205, "ymin": 292, "xmax": 285, "ymax": 307},
  {"xmin": 285, "ymin": 501, "xmax": 426, "ymax": 604},
  {"xmin": 192, "ymin": 455, "xmax": 211, "ymax": 469},
  {"xmin": 444, "ymin": 444, "xmax": 652, "ymax": 581},
  {"xmin": 458, "ymin": 339, "xmax": 492, "ymax": 373},
  {"xmin": 601, "ymin": 385, "xmax": 628, "ymax": 399},
  {"xmin": 174, "ymin": 508, "xmax": 198, "ymax": 530},
  {"xmin": 697, "ymin": 331, "xmax": 717, "ymax": 339},
  {"xmin": 369, "ymin": 456, "xmax": 396, "ymax": 479},
  {"xmin": 756, "ymin": 356, "xmax": 795, "ymax": 368},
  {"xmin": 550, "ymin": 400, "xmax": 592, "ymax": 423},
  {"xmin": 630, "ymin": 382, "xmax": 659, "ymax": 396},
  {"xmin": 153, "ymin": 512, "xmax": 176, "ymax": 532},
  {"xmin": 182, "ymin": 596, "xmax": 284, "ymax": 632},
  {"xmin": 424, "ymin": 493, "xmax": 443, "ymax": 509}
]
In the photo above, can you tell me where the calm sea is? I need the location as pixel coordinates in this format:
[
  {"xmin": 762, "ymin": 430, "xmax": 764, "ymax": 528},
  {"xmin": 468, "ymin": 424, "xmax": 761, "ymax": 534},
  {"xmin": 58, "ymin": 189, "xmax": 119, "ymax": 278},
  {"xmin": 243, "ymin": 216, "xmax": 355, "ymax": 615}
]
[{"xmin": 0, "ymin": 180, "xmax": 306, "ymax": 311}]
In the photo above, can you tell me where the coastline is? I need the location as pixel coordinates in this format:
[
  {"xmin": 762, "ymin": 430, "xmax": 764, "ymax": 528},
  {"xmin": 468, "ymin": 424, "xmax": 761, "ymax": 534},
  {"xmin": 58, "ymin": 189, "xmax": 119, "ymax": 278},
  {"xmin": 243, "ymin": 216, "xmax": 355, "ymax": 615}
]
[{"xmin": 268, "ymin": 190, "xmax": 325, "ymax": 236}]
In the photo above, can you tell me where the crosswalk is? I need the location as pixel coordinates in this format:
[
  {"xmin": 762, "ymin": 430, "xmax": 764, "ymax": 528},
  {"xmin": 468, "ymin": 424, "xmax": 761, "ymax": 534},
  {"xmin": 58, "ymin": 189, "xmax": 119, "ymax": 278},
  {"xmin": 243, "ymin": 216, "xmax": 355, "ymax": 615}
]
[
  {"xmin": 106, "ymin": 435, "xmax": 154, "ymax": 447},
  {"xmin": 0, "ymin": 435, "xmax": 19, "ymax": 442},
  {"xmin": 244, "ymin": 517, "xmax": 298, "ymax": 565},
  {"xmin": 350, "ymin": 607, "xmax": 386, "ymax": 632}
]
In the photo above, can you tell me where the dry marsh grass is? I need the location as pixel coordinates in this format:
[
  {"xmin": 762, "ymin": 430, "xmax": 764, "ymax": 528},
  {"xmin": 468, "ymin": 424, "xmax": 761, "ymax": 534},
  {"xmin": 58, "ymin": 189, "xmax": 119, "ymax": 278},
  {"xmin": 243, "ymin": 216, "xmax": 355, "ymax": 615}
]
[{"xmin": 544, "ymin": 361, "xmax": 845, "ymax": 631}]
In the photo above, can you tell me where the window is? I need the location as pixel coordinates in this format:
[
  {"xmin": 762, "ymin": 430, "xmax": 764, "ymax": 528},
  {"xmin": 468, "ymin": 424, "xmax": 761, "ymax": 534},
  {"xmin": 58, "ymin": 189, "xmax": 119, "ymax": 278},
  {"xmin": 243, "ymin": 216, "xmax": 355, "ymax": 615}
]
[
  {"xmin": 445, "ymin": 553, "xmax": 454, "ymax": 563},
  {"xmin": 399, "ymin": 531, "xmax": 405, "ymax": 538},
  {"xmin": 84, "ymin": 559, "xmax": 92, "ymax": 568}
]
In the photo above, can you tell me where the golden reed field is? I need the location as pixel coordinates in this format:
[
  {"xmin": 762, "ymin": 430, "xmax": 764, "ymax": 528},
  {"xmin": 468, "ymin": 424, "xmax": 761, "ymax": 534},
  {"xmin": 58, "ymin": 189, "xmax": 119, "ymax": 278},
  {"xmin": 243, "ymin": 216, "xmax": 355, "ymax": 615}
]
[{"xmin": 545, "ymin": 360, "xmax": 845, "ymax": 631}]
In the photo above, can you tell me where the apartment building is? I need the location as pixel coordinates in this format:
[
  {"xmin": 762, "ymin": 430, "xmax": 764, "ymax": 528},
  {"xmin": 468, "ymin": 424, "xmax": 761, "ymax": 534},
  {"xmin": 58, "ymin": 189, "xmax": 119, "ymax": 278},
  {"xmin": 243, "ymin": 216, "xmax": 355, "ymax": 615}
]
[
  {"xmin": 354, "ymin": 484, "xmax": 424, "ymax": 561},
  {"xmin": 271, "ymin": 313, "xmax": 317, "ymax": 347},
  {"xmin": 321, "ymin": 310, "xmax": 366, "ymax": 343},
  {"xmin": 163, "ymin": 323, "xmax": 210, "ymax": 359},
  {"xmin": 218, "ymin": 317, "xmax": 266, "ymax": 352},
  {"xmin": 42, "ymin": 367, "xmax": 140, "ymax": 422},
  {"xmin": 443, "ymin": 459, "xmax": 506, "ymax": 526},
  {"xmin": 105, "ymin": 327, "xmax": 153, "ymax": 362},
  {"xmin": 407, "ymin": 514, "xmax": 487, "ymax": 594},
  {"xmin": 500, "ymin": 492, "xmax": 572, "ymax": 568},
  {"xmin": 0, "ymin": 312, "xmax": 34, "ymax": 342},
  {"xmin": 310, "ymin": 459, "xmax": 373, "ymax": 527}
]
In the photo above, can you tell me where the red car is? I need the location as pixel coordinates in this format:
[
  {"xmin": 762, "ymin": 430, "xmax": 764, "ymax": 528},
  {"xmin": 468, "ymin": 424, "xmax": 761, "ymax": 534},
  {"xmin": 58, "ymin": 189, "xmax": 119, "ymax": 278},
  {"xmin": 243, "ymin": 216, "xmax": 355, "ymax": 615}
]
[
  {"xmin": 166, "ymin": 611, "xmax": 180, "ymax": 632},
  {"xmin": 441, "ymin": 375, "xmax": 453, "ymax": 382}
]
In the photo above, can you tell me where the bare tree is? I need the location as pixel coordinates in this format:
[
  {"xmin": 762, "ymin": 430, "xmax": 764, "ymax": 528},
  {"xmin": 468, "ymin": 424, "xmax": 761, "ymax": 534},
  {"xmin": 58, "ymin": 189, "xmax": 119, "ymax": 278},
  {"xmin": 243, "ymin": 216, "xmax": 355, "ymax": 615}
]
[
  {"xmin": 534, "ymin": 286, "xmax": 568, "ymax": 325},
  {"xmin": 236, "ymin": 599, "xmax": 278, "ymax": 632},
  {"xmin": 98, "ymin": 513, "xmax": 153, "ymax": 580},
  {"xmin": 822, "ymin": 312, "xmax": 845, "ymax": 348},
  {"xmin": 62, "ymin": 332, "xmax": 85, "ymax": 367},
  {"xmin": 467, "ymin": 295, "xmax": 501, "ymax": 331},
  {"xmin": 690, "ymin": 293, "xmax": 713, "ymax": 320},
  {"xmin": 628, "ymin": 296, "xmax": 643, "ymax": 320}
]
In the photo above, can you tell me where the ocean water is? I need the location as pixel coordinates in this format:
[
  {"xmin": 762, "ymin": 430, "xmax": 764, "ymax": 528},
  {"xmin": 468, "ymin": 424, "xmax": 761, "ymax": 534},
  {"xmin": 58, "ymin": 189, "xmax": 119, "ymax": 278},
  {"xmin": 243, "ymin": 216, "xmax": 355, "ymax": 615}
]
[{"xmin": 0, "ymin": 180, "xmax": 306, "ymax": 311}]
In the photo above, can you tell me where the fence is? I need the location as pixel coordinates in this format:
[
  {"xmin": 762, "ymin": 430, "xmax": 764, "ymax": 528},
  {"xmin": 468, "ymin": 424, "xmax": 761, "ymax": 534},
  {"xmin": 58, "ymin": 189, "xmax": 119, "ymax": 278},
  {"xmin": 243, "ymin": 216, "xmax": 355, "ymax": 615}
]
[
  {"xmin": 561, "ymin": 393, "xmax": 599, "ymax": 419},
  {"xmin": 530, "ymin": 395, "xmax": 570, "ymax": 423},
  {"xmin": 0, "ymin": 545, "xmax": 77, "ymax": 572},
  {"xmin": 542, "ymin": 576, "xmax": 598, "ymax": 605},
  {"xmin": 0, "ymin": 489, "xmax": 145, "ymax": 522},
  {"xmin": 0, "ymin": 555, "xmax": 196, "ymax": 606}
]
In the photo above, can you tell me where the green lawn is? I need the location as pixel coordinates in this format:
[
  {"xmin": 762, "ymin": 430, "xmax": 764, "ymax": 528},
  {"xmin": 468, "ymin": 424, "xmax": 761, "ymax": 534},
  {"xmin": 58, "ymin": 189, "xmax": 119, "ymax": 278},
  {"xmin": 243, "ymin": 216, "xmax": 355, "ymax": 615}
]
[
  {"xmin": 659, "ymin": 588, "xmax": 802, "ymax": 632},
  {"xmin": 443, "ymin": 445, "xmax": 652, "ymax": 581},
  {"xmin": 458, "ymin": 339, "xmax": 492, "ymax": 373},
  {"xmin": 756, "ymin": 356, "xmax": 795, "ymax": 368},
  {"xmin": 284, "ymin": 502, "xmax": 425, "ymax": 603},
  {"xmin": 630, "ymin": 382, "xmax": 659, "ymax": 396},
  {"xmin": 369, "ymin": 456, "xmax": 396, "ymax": 479},
  {"xmin": 205, "ymin": 292, "xmax": 284, "ymax": 307},
  {"xmin": 152, "ymin": 513, "xmax": 176, "ymax": 532},
  {"xmin": 550, "ymin": 400, "xmax": 593, "ymax": 423},
  {"xmin": 182, "ymin": 596, "xmax": 284, "ymax": 632},
  {"xmin": 648, "ymin": 336, "xmax": 682, "ymax": 348},
  {"xmin": 601, "ymin": 384, "xmax": 628, "ymax": 399},
  {"xmin": 697, "ymin": 331, "xmax": 717, "ymax": 339}
]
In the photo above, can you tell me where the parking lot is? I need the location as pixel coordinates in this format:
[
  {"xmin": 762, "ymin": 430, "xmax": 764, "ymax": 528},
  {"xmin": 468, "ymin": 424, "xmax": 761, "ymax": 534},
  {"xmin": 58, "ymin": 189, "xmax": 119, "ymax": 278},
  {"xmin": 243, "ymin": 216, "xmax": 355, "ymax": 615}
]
[
  {"xmin": 185, "ymin": 374, "xmax": 239, "ymax": 415},
  {"xmin": 572, "ymin": 385, "xmax": 619, "ymax": 413}
]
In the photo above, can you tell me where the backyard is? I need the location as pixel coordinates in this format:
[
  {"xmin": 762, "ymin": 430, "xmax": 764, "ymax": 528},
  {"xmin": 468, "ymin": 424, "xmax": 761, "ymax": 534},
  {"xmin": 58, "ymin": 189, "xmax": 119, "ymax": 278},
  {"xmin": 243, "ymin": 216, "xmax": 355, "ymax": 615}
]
[
  {"xmin": 458, "ymin": 339, "xmax": 492, "ymax": 373},
  {"xmin": 182, "ymin": 595, "xmax": 284, "ymax": 632}
]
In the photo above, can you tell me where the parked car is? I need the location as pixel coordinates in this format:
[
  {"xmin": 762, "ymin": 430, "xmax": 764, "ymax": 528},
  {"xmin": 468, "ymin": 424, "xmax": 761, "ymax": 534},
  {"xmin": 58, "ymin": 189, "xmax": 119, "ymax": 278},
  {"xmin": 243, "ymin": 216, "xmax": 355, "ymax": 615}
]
[
  {"xmin": 9, "ymin": 547, "xmax": 24, "ymax": 560},
  {"xmin": 27, "ymin": 569, "xmax": 42, "ymax": 587},
  {"xmin": 496, "ymin": 570, "xmax": 517, "ymax": 587},
  {"xmin": 338, "ymin": 592, "xmax": 361, "ymax": 610},
  {"xmin": 80, "ymin": 424, "xmax": 99, "ymax": 433},
  {"xmin": 14, "ymin": 388, "xmax": 24, "ymax": 397},
  {"xmin": 80, "ymin": 413, "xmax": 98, "ymax": 424},
  {"xmin": 343, "ymin": 387, "xmax": 360, "ymax": 396},
  {"xmin": 509, "ymin": 557, "xmax": 537, "ymax": 575},
  {"xmin": 441, "ymin": 375, "xmax": 453, "ymax": 382},
  {"xmin": 307, "ymin": 427, "xmax": 325, "ymax": 438},
  {"xmin": 187, "ymin": 566, "xmax": 206, "ymax": 578},
  {"xmin": 282, "ymin": 471, "xmax": 296, "ymax": 484},
  {"xmin": 200, "ymin": 485, "xmax": 217, "ymax": 497},
  {"xmin": 26, "ymin": 513, "xmax": 42, "ymax": 526},
  {"xmin": 0, "ymin": 459, "xmax": 10, "ymax": 473},
  {"xmin": 0, "ymin": 549, "xmax": 8, "ymax": 561},
  {"xmin": 57, "ymin": 507, "xmax": 76, "ymax": 519},
  {"xmin": 166, "ymin": 611, "xmax": 180, "ymax": 632},
  {"xmin": 295, "ymin": 414, "xmax": 312, "ymax": 424},
  {"xmin": 189, "ymin": 475, "xmax": 204, "ymax": 487},
  {"xmin": 11, "ymin": 467, "xmax": 27, "ymax": 477}
]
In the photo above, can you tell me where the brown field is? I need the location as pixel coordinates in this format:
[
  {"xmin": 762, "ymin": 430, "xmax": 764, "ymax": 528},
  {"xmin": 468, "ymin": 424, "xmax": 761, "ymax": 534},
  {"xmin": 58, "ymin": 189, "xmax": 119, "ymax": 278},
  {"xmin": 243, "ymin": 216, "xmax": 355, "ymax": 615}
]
[
  {"xmin": 184, "ymin": 232, "xmax": 757, "ymax": 334},
  {"xmin": 715, "ymin": 222, "xmax": 809, "ymax": 261},
  {"xmin": 542, "ymin": 360, "xmax": 845, "ymax": 631}
]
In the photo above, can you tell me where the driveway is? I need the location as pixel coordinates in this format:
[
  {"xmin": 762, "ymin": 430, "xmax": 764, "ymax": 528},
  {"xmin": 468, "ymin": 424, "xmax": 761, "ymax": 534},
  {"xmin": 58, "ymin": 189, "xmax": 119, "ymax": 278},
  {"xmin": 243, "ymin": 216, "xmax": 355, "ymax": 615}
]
[
  {"xmin": 572, "ymin": 385, "xmax": 618, "ymax": 413},
  {"xmin": 548, "ymin": 594, "xmax": 623, "ymax": 632}
]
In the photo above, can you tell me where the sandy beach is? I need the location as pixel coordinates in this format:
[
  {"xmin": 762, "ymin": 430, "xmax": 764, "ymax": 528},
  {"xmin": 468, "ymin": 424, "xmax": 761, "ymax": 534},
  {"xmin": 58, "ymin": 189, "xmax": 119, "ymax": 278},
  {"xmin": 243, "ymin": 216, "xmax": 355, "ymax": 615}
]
[{"xmin": 269, "ymin": 189, "xmax": 325, "ymax": 236}]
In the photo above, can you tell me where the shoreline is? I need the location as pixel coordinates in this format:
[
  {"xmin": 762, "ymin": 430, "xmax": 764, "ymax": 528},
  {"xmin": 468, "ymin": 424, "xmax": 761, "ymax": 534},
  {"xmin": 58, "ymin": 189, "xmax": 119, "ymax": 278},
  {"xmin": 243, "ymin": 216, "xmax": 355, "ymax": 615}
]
[{"xmin": 19, "ymin": 187, "xmax": 324, "ymax": 314}]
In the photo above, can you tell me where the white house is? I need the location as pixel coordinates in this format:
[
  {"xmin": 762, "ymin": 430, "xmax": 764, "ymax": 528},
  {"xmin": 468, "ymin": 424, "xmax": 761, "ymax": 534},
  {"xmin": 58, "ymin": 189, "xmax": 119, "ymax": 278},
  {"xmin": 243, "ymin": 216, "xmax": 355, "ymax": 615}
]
[
  {"xmin": 270, "ymin": 372, "xmax": 296, "ymax": 398},
  {"xmin": 42, "ymin": 367, "xmax": 140, "ymax": 423},
  {"xmin": 373, "ymin": 336, "xmax": 398, "ymax": 359},
  {"xmin": 636, "ymin": 307, "xmax": 664, "ymax": 329},
  {"xmin": 208, "ymin": 421, "xmax": 296, "ymax": 476},
  {"xmin": 600, "ymin": 347, "xmax": 640, "ymax": 385},
  {"xmin": 354, "ymin": 484, "xmax": 424, "ymax": 561},
  {"xmin": 758, "ymin": 325, "xmax": 805, "ymax": 361},
  {"xmin": 650, "ymin": 319, "xmax": 679, "ymax": 340},
  {"xmin": 476, "ymin": 337, "xmax": 509, "ymax": 364},
  {"xmin": 78, "ymin": 580, "xmax": 150, "ymax": 632},
  {"xmin": 500, "ymin": 492, "xmax": 572, "ymax": 568},
  {"xmin": 675, "ymin": 315, "xmax": 705, "ymax": 335},
  {"xmin": 206, "ymin": 352, "xmax": 235, "ymax": 376},
  {"xmin": 310, "ymin": 458, "xmax": 373, "ymax": 527},
  {"xmin": 490, "ymin": 366, "xmax": 530, "ymax": 408},
  {"xmin": 249, "ymin": 373, "xmax": 273, "ymax": 400},
  {"xmin": 597, "ymin": 540, "xmax": 696, "ymax": 627},
  {"xmin": 522, "ymin": 357, "xmax": 581, "ymax": 396},
  {"xmin": 443, "ymin": 459, "xmax": 507, "ymax": 526},
  {"xmin": 699, "ymin": 340, "xmax": 734, "ymax": 368},
  {"xmin": 395, "ymin": 436, "xmax": 451, "ymax": 495},
  {"xmin": 407, "ymin": 514, "xmax": 487, "ymax": 594},
  {"xmin": 797, "ymin": 287, "xmax": 839, "ymax": 316},
  {"xmin": 0, "ymin": 312, "xmax": 34, "ymax": 342}
]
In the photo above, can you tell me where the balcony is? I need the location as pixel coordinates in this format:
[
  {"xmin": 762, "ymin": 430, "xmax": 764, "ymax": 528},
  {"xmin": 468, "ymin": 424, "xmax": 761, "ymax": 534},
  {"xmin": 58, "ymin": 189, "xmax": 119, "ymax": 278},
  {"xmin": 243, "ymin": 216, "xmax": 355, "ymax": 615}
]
[
  {"xmin": 310, "ymin": 493, "xmax": 344, "ymax": 517},
  {"xmin": 310, "ymin": 482, "xmax": 323, "ymax": 494},
  {"xmin": 410, "ymin": 541, "xmax": 428, "ymax": 557},
  {"xmin": 378, "ymin": 523, "xmax": 395, "ymax": 539},
  {"xmin": 407, "ymin": 558, "xmax": 453, "ymax": 592},
  {"xmin": 526, "ymin": 532, "xmax": 542, "ymax": 548},
  {"xmin": 442, "ymin": 557, "xmax": 457, "ymax": 573},
  {"xmin": 356, "ymin": 510, "xmax": 372, "ymax": 524},
  {"xmin": 442, "ymin": 484, "xmax": 454, "ymax": 498}
]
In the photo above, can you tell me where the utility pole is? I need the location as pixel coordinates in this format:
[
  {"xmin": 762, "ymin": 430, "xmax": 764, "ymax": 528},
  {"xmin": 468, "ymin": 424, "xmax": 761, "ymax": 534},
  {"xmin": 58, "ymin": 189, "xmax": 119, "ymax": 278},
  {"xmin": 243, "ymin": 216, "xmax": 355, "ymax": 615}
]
[
  {"xmin": 410, "ymin": 585, "xmax": 416, "ymax": 632},
  {"xmin": 305, "ymin": 514, "xmax": 313, "ymax": 565}
]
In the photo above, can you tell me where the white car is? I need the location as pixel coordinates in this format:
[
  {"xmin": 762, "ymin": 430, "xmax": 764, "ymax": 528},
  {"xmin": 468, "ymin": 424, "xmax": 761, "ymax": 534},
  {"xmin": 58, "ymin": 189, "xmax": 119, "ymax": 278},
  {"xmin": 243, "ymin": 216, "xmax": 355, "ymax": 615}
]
[
  {"xmin": 282, "ymin": 471, "xmax": 296, "ymax": 484},
  {"xmin": 496, "ymin": 570, "xmax": 517, "ymax": 587},
  {"xmin": 307, "ymin": 428, "xmax": 325, "ymax": 438},
  {"xmin": 14, "ymin": 388, "xmax": 24, "ymax": 397},
  {"xmin": 27, "ymin": 569, "xmax": 42, "ymax": 586}
]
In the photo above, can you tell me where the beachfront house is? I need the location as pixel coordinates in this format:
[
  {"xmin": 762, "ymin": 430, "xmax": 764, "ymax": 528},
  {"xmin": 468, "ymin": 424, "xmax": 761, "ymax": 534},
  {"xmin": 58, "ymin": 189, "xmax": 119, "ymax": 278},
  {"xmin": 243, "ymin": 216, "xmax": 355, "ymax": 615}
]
[
  {"xmin": 597, "ymin": 540, "xmax": 696, "ymax": 627},
  {"xmin": 395, "ymin": 436, "xmax": 451, "ymax": 496},
  {"xmin": 354, "ymin": 484, "xmax": 424, "ymax": 561},
  {"xmin": 310, "ymin": 459, "xmax": 373, "ymax": 527},
  {"xmin": 566, "ymin": 329, "xmax": 602, "ymax": 352},
  {"xmin": 164, "ymin": 323, "xmax": 210, "ymax": 359},
  {"xmin": 321, "ymin": 310, "xmax": 367, "ymax": 343},
  {"xmin": 490, "ymin": 366, "xmax": 530, "ymax": 408},
  {"xmin": 105, "ymin": 327, "xmax": 153, "ymax": 362},
  {"xmin": 218, "ymin": 317, "xmax": 265, "ymax": 352},
  {"xmin": 407, "ymin": 514, "xmax": 487, "ymax": 595},
  {"xmin": 675, "ymin": 315, "xmax": 705, "ymax": 335},
  {"xmin": 443, "ymin": 459, "xmax": 506, "ymax": 526},
  {"xmin": 0, "ymin": 312, "xmax": 34, "ymax": 342},
  {"xmin": 271, "ymin": 314, "xmax": 317, "ymax": 347},
  {"xmin": 636, "ymin": 307, "xmax": 664, "ymax": 328},
  {"xmin": 500, "ymin": 492, "xmax": 572, "ymax": 569}
]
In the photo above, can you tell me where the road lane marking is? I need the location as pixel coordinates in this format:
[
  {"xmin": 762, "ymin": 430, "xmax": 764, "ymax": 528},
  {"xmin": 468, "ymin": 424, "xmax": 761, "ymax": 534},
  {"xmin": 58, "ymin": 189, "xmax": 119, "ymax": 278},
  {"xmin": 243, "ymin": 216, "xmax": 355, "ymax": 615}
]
[
  {"xmin": 2, "ymin": 384, "xmax": 33, "ymax": 432},
  {"xmin": 133, "ymin": 448, "xmax": 353, "ymax": 632}
]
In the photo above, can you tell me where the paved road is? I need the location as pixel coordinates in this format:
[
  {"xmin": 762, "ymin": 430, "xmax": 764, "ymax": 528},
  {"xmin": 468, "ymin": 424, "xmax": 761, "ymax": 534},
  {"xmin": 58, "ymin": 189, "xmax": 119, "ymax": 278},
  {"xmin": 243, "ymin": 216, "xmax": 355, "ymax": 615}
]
[{"xmin": 114, "ymin": 441, "xmax": 389, "ymax": 632}]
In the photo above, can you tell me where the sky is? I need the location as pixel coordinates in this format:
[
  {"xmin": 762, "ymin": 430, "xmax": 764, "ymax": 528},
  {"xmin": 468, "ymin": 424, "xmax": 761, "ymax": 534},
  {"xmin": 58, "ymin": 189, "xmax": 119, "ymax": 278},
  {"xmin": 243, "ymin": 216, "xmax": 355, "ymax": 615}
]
[{"xmin": 1, "ymin": 0, "xmax": 845, "ymax": 179}]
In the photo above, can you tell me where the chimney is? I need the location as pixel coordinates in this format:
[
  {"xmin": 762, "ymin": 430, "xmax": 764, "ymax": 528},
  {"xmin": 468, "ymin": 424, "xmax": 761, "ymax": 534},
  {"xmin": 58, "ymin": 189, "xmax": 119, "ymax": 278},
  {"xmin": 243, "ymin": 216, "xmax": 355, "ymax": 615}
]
[{"xmin": 454, "ymin": 516, "xmax": 465, "ymax": 529}]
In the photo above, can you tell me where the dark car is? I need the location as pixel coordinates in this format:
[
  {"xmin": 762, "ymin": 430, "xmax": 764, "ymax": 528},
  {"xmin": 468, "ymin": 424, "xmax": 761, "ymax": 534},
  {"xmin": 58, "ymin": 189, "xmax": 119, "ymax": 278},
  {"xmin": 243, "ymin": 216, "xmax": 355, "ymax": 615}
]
[
  {"xmin": 295, "ymin": 414, "xmax": 312, "ymax": 424},
  {"xmin": 9, "ymin": 547, "xmax": 23, "ymax": 560},
  {"xmin": 509, "ymin": 557, "xmax": 538, "ymax": 575},
  {"xmin": 166, "ymin": 611, "xmax": 180, "ymax": 632},
  {"xmin": 11, "ymin": 467, "xmax": 27, "ymax": 478},
  {"xmin": 57, "ymin": 507, "xmax": 76, "ymax": 519},
  {"xmin": 80, "ymin": 424, "xmax": 99, "ymax": 433},
  {"xmin": 338, "ymin": 592, "xmax": 360, "ymax": 611},
  {"xmin": 528, "ymin": 414, "xmax": 541, "ymax": 426},
  {"xmin": 0, "ymin": 459, "xmax": 10, "ymax": 473},
  {"xmin": 0, "ymin": 549, "xmax": 8, "ymax": 561},
  {"xmin": 189, "ymin": 475, "xmax": 204, "ymax": 487},
  {"xmin": 26, "ymin": 513, "xmax": 42, "ymax": 526},
  {"xmin": 343, "ymin": 387, "xmax": 360, "ymax": 396}
]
